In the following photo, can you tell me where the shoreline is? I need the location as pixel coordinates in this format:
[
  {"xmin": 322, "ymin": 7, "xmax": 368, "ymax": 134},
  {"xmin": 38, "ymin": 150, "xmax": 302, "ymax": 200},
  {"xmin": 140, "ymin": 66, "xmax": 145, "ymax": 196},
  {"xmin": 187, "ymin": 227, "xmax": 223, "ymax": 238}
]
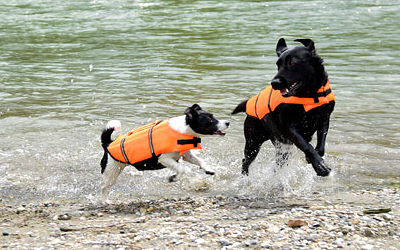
[{"xmin": 1, "ymin": 189, "xmax": 399, "ymax": 249}]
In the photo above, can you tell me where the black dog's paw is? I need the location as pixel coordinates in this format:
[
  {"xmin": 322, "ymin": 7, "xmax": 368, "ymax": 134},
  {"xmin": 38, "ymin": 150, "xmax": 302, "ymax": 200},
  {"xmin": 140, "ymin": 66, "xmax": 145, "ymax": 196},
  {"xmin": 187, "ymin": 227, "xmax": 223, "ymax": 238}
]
[
  {"xmin": 168, "ymin": 174, "xmax": 178, "ymax": 182},
  {"xmin": 313, "ymin": 160, "xmax": 331, "ymax": 177}
]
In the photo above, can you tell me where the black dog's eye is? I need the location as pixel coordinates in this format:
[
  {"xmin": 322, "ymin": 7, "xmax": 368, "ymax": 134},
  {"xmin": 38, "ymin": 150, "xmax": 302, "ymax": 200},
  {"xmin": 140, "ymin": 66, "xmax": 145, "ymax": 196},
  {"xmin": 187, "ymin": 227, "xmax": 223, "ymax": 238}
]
[{"xmin": 290, "ymin": 62, "xmax": 296, "ymax": 67}]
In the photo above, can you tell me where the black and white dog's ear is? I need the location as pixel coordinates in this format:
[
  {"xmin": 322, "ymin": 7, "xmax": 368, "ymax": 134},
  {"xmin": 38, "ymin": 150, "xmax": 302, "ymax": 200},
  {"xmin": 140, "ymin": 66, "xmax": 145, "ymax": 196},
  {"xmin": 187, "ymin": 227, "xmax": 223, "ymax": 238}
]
[
  {"xmin": 294, "ymin": 39, "xmax": 315, "ymax": 52},
  {"xmin": 276, "ymin": 38, "xmax": 288, "ymax": 57},
  {"xmin": 185, "ymin": 104, "xmax": 202, "ymax": 120},
  {"xmin": 191, "ymin": 104, "xmax": 202, "ymax": 111}
]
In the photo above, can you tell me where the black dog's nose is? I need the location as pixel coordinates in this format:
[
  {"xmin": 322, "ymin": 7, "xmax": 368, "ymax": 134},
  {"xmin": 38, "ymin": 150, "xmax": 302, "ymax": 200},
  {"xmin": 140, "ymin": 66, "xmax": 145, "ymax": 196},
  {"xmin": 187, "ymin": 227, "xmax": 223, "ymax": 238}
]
[
  {"xmin": 271, "ymin": 78, "xmax": 286, "ymax": 90},
  {"xmin": 225, "ymin": 121, "xmax": 230, "ymax": 127}
]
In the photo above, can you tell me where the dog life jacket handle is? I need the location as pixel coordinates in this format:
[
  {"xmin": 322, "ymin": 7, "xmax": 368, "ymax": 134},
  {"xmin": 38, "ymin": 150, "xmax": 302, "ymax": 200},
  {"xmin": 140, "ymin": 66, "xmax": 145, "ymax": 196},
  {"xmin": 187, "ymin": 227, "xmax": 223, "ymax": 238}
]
[{"xmin": 177, "ymin": 137, "xmax": 201, "ymax": 147}]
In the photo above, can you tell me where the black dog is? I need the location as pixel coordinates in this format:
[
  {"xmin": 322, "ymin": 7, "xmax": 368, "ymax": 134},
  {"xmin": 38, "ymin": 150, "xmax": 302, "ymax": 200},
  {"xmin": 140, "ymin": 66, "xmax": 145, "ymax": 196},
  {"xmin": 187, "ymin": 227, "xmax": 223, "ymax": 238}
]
[{"xmin": 232, "ymin": 38, "xmax": 335, "ymax": 177}]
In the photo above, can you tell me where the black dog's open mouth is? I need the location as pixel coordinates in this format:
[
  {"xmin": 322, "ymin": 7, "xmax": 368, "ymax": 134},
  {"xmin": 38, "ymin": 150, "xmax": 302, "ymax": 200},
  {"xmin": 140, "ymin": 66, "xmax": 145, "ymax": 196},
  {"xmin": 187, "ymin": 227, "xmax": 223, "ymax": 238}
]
[{"xmin": 280, "ymin": 81, "xmax": 301, "ymax": 97}]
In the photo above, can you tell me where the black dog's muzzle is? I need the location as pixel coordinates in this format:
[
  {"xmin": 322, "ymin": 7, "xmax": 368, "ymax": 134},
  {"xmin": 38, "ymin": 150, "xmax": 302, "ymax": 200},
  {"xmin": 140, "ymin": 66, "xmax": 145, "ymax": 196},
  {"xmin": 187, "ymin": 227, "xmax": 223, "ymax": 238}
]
[{"xmin": 271, "ymin": 77, "xmax": 287, "ymax": 90}]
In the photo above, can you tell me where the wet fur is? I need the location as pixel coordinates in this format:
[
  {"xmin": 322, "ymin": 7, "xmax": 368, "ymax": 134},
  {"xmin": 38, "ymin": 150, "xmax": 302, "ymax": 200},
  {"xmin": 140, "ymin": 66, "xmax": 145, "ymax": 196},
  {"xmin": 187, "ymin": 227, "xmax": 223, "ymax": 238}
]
[{"xmin": 232, "ymin": 38, "xmax": 335, "ymax": 176}]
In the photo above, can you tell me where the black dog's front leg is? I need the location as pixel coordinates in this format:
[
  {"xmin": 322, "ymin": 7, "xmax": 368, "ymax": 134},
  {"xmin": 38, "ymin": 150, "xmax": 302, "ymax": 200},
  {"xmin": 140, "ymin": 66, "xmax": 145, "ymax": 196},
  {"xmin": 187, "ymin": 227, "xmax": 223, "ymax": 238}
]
[
  {"xmin": 315, "ymin": 118, "xmax": 330, "ymax": 157},
  {"xmin": 286, "ymin": 127, "xmax": 331, "ymax": 176}
]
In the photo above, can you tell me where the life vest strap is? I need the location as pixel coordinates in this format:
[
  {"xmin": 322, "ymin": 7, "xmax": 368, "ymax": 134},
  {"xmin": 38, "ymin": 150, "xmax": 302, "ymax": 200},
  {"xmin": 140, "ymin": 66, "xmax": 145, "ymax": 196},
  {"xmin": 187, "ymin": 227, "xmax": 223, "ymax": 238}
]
[
  {"xmin": 120, "ymin": 135, "xmax": 131, "ymax": 165},
  {"xmin": 177, "ymin": 137, "xmax": 201, "ymax": 147},
  {"xmin": 148, "ymin": 120, "xmax": 163, "ymax": 158},
  {"xmin": 316, "ymin": 88, "xmax": 332, "ymax": 98}
]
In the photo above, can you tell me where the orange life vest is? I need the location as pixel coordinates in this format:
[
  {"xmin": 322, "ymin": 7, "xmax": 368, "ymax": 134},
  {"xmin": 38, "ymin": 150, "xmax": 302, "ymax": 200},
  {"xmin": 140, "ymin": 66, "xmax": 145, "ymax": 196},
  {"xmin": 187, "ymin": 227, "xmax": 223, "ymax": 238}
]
[
  {"xmin": 246, "ymin": 80, "xmax": 335, "ymax": 119},
  {"xmin": 107, "ymin": 119, "xmax": 202, "ymax": 165}
]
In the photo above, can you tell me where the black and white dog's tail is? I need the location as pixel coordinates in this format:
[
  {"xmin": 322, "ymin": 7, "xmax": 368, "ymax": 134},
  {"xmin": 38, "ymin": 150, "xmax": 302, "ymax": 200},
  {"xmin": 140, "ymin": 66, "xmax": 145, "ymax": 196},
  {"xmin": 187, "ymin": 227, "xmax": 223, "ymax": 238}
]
[
  {"xmin": 100, "ymin": 120, "xmax": 121, "ymax": 174},
  {"xmin": 231, "ymin": 100, "xmax": 248, "ymax": 115}
]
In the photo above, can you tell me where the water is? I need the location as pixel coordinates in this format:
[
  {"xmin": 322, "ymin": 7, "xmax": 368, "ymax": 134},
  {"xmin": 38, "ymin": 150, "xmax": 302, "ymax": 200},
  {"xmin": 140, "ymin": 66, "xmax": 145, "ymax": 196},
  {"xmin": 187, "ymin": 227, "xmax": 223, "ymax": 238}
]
[{"xmin": 1, "ymin": 0, "xmax": 399, "ymax": 204}]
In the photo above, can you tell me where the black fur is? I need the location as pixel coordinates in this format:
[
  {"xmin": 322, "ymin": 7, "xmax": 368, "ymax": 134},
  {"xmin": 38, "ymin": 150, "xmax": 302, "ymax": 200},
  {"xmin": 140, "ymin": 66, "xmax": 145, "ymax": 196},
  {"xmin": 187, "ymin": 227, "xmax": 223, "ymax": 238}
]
[
  {"xmin": 232, "ymin": 38, "xmax": 335, "ymax": 177},
  {"xmin": 100, "ymin": 127, "xmax": 114, "ymax": 174}
]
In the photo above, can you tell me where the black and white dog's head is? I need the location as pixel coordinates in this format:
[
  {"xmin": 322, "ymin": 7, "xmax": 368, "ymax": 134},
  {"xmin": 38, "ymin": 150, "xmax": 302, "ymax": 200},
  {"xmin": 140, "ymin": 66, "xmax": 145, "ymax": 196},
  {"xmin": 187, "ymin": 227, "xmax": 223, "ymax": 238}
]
[
  {"xmin": 271, "ymin": 38, "xmax": 328, "ymax": 97},
  {"xmin": 184, "ymin": 104, "xmax": 229, "ymax": 137}
]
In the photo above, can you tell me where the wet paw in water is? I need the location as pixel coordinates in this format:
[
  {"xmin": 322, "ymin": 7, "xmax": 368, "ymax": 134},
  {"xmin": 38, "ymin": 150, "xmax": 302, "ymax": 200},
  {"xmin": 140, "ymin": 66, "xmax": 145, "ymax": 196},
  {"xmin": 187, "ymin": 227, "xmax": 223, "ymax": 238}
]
[{"xmin": 168, "ymin": 174, "xmax": 178, "ymax": 182}]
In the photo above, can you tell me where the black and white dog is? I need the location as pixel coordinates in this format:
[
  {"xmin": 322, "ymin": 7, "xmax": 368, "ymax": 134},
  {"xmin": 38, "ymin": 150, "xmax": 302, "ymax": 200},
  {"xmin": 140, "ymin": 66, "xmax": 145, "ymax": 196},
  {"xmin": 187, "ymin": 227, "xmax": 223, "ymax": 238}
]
[{"xmin": 100, "ymin": 104, "xmax": 229, "ymax": 203}]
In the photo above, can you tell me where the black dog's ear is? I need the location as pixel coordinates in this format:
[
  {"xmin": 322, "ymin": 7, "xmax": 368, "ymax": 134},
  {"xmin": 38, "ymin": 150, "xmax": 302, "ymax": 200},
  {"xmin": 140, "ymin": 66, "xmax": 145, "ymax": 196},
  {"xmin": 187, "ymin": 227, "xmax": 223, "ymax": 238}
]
[
  {"xmin": 185, "ymin": 104, "xmax": 202, "ymax": 120},
  {"xmin": 276, "ymin": 38, "xmax": 288, "ymax": 57},
  {"xmin": 294, "ymin": 39, "xmax": 315, "ymax": 52}
]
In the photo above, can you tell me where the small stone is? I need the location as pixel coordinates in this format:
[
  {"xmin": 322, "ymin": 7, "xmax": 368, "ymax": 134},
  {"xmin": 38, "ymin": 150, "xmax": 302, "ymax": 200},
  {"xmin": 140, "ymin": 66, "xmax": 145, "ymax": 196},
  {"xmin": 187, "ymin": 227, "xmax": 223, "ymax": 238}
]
[
  {"xmin": 351, "ymin": 218, "xmax": 360, "ymax": 225},
  {"xmin": 261, "ymin": 240, "xmax": 272, "ymax": 248},
  {"xmin": 310, "ymin": 206, "xmax": 324, "ymax": 210},
  {"xmin": 196, "ymin": 238, "xmax": 206, "ymax": 245},
  {"xmin": 267, "ymin": 225, "xmax": 280, "ymax": 233},
  {"xmin": 336, "ymin": 238, "xmax": 344, "ymax": 248},
  {"xmin": 361, "ymin": 244, "xmax": 374, "ymax": 250},
  {"xmin": 219, "ymin": 237, "xmax": 231, "ymax": 246},
  {"xmin": 382, "ymin": 214, "xmax": 392, "ymax": 221},
  {"xmin": 288, "ymin": 219, "xmax": 306, "ymax": 228},
  {"xmin": 59, "ymin": 226, "xmax": 78, "ymax": 232},
  {"xmin": 363, "ymin": 228, "xmax": 374, "ymax": 237},
  {"xmin": 2, "ymin": 232, "xmax": 9, "ymax": 236}
]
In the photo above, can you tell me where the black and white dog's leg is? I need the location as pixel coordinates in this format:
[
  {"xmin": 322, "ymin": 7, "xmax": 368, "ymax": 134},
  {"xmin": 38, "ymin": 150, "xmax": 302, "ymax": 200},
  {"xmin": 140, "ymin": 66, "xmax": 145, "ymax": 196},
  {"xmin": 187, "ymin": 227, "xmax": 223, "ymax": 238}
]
[
  {"xmin": 158, "ymin": 153, "xmax": 186, "ymax": 182},
  {"xmin": 182, "ymin": 150, "xmax": 215, "ymax": 175},
  {"xmin": 100, "ymin": 160, "xmax": 127, "ymax": 204}
]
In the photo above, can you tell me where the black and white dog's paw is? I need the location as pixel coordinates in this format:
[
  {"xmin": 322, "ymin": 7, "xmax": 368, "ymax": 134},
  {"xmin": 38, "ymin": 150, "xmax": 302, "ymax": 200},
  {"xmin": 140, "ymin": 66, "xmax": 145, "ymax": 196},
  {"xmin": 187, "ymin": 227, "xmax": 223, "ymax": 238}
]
[
  {"xmin": 205, "ymin": 170, "xmax": 215, "ymax": 175},
  {"xmin": 168, "ymin": 174, "xmax": 178, "ymax": 182}
]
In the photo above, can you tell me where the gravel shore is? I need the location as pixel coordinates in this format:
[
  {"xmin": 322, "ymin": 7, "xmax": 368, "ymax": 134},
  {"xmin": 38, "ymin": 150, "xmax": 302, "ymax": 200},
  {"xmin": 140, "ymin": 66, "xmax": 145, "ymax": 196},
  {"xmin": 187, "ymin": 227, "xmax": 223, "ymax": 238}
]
[{"xmin": 1, "ymin": 189, "xmax": 399, "ymax": 250}]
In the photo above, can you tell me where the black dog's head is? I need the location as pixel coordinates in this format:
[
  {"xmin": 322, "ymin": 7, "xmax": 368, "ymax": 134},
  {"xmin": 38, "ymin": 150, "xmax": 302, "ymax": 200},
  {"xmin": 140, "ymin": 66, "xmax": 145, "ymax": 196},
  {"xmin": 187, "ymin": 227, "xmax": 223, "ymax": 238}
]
[
  {"xmin": 271, "ymin": 38, "xmax": 328, "ymax": 97},
  {"xmin": 185, "ymin": 104, "xmax": 229, "ymax": 136}
]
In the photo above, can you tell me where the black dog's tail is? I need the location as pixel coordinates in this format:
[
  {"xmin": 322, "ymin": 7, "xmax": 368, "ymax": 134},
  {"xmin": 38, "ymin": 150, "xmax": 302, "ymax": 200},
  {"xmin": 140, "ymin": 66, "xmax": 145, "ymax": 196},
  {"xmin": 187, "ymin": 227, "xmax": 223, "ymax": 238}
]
[
  {"xmin": 100, "ymin": 120, "xmax": 121, "ymax": 174},
  {"xmin": 232, "ymin": 100, "xmax": 248, "ymax": 115}
]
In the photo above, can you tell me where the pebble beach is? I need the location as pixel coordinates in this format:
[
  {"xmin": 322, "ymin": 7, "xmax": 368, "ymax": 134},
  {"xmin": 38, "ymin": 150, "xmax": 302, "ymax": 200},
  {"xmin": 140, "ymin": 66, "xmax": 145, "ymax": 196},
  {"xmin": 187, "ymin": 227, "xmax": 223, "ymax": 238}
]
[{"xmin": 1, "ymin": 189, "xmax": 399, "ymax": 250}]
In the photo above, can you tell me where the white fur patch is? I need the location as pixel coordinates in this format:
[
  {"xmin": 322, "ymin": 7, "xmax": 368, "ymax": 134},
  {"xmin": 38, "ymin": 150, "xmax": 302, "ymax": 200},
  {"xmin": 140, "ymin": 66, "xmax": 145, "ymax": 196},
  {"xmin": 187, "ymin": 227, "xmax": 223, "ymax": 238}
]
[
  {"xmin": 168, "ymin": 116, "xmax": 189, "ymax": 134},
  {"xmin": 106, "ymin": 120, "xmax": 121, "ymax": 132}
]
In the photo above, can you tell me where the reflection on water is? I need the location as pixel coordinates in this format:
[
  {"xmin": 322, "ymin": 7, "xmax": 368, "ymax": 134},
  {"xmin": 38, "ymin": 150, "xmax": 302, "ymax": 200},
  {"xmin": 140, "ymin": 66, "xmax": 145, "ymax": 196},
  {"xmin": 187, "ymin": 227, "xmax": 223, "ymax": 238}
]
[{"xmin": 0, "ymin": 0, "xmax": 399, "ymax": 204}]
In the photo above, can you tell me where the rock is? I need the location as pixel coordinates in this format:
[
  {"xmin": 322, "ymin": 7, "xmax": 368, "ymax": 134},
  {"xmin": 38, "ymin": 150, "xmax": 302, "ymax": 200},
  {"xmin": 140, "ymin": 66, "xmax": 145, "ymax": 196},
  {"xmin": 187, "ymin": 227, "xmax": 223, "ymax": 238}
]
[
  {"xmin": 363, "ymin": 228, "xmax": 374, "ymax": 237},
  {"xmin": 288, "ymin": 219, "xmax": 306, "ymax": 228},
  {"xmin": 382, "ymin": 214, "xmax": 392, "ymax": 221},
  {"xmin": 310, "ymin": 205, "xmax": 324, "ymax": 210},
  {"xmin": 267, "ymin": 225, "xmax": 280, "ymax": 233},
  {"xmin": 219, "ymin": 237, "xmax": 231, "ymax": 246},
  {"xmin": 59, "ymin": 226, "xmax": 78, "ymax": 232},
  {"xmin": 2, "ymin": 232, "xmax": 9, "ymax": 236},
  {"xmin": 361, "ymin": 244, "xmax": 374, "ymax": 250},
  {"xmin": 336, "ymin": 238, "xmax": 344, "ymax": 248},
  {"xmin": 54, "ymin": 214, "xmax": 71, "ymax": 220},
  {"xmin": 196, "ymin": 238, "xmax": 206, "ymax": 245}
]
